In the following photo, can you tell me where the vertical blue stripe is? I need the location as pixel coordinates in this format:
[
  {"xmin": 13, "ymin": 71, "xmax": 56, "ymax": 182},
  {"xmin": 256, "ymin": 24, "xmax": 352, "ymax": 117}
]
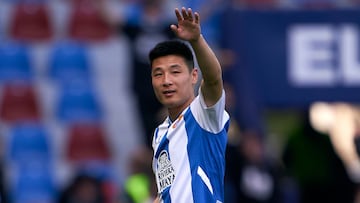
[
  {"xmin": 154, "ymin": 129, "xmax": 172, "ymax": 203},
  {"xmin": 184, "ymin": 109, "xmax": 228, "ymax": 203}
]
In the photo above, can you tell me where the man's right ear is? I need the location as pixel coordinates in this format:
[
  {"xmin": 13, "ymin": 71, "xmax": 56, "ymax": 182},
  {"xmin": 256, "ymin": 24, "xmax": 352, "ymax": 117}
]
[{"xmin": 192, "ymin": 68, "xmax": 199, "ymax": 84}]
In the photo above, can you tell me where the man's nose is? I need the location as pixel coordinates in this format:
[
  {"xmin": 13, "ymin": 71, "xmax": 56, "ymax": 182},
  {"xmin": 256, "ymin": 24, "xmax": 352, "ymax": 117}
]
[{"xmin": 163, "ymin": 73, "xmax": 172, "ymax": 86}]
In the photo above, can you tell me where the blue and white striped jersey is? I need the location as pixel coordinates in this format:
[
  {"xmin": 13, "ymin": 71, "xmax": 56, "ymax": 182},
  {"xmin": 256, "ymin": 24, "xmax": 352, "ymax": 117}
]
[{"xmin": 152, "ymin": 89, "xmax": 230, "ymax": 203}]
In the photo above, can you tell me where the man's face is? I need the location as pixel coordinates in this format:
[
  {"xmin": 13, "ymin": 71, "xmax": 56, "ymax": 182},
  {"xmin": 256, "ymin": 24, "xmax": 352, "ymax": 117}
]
[{"xmin": 151, "ymin": 55, "xmax": 198, "ymax": 110}]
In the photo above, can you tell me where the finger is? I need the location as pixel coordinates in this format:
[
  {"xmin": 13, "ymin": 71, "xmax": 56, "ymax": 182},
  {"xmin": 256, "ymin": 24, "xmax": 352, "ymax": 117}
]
[
  {"xmin": 194, "ymin": 12, "xmax": 200, "ymax": 24},
  {"xmin": 170, "ymin": 24, "xmax": 178, "ymax": 33},
  {"xmin": 174, "ymin": 8, "xmax": 183, "ymax": 21},
  {"xmin": 187, "ymin": 8, "xmax": 193, "ymax": 21},
  {"xmin": 181, "ymin": 7, "xmax": 188, "ymax": 19},
  {"xmin": 170, "ymin": 24, "xmax": 180, "ymax": 36}
]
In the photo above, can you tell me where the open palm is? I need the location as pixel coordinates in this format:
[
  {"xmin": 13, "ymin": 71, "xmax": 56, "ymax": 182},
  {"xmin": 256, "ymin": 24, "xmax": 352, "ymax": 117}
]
[{"xmin": 170, "ymin": 7, "xmax": 201, "ymax": 42}]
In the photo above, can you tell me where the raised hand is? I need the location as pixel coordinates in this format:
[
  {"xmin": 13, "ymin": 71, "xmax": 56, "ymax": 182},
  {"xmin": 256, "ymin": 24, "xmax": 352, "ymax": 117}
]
[{"xmin": 170, "ymin": 7, "xmax": 201, "ymax": 42}]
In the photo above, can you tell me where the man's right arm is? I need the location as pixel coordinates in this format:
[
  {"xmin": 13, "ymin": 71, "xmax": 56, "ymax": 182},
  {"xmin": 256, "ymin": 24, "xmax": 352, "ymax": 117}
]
[{"xmin": 170, "ymin": 7, "xmax": 223, "ymax": 107}]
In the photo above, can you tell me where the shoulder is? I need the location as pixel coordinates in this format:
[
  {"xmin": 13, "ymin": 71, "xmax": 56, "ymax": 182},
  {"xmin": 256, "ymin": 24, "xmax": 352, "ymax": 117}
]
[{"xmin": 189, "ymin": 89, "xmax": 230, "ymax": 133}]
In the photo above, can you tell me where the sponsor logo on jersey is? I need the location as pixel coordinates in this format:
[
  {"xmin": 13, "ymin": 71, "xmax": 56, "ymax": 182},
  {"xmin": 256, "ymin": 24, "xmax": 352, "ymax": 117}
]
[{"xmin": 157, "ymin": 150, "xmax": 175, "ymax": 192}]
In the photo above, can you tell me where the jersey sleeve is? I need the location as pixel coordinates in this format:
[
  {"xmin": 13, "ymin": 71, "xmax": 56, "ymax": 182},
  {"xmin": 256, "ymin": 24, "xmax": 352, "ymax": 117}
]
[{"xmin": 190, "ymin": 88, "xmax": 229, "ymax": 134}]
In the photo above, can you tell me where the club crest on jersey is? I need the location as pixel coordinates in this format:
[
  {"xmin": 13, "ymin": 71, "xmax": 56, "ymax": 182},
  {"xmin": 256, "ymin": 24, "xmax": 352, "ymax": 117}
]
[{"xmin": 157, "ymin": 150, "xmax": 175, "ymax": 192}]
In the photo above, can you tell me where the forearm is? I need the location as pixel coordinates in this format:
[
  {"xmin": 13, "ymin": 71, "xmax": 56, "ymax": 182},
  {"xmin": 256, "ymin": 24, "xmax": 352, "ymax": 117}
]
[
  {"xmin": 191, "ymin": 35, "xmax": 222, "ymax": 82},
  {"xmin": 190, "ymin": 35, "xmax": 223, "ymax": 103}
]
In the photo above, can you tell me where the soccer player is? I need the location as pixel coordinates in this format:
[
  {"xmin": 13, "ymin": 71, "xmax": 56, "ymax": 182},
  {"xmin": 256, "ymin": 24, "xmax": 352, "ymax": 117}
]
[{"xmin": 149, "ymin": 7, "xmax": 230, "ymax": 203}]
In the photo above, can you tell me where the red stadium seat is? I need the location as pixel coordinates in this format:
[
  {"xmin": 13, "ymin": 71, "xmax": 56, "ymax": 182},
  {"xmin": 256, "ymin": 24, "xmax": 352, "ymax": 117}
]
[
  {"xmin": 67, "ymin": 0, "xmax": 114, "ymax": 42},
  {"xmin": 66, "ymin": 122, "xmax": 111, "ymax": 162},
  {"xmin": 0, "ymin": 82, "xmax": 41, "ymax": 123},
  {"xmin": 9, "ymin": 3, "xmax": 53, "ymax": 42}
]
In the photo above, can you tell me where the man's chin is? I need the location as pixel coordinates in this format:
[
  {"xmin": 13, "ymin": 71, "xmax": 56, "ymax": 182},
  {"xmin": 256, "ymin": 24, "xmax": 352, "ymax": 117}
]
[
  {"xmin": 161, "ymin": 100, "xmax": 178, "ymax": 108},
  {"xmin": 163, "ymin": 103, "xmax": 176, "ymax": 108}
]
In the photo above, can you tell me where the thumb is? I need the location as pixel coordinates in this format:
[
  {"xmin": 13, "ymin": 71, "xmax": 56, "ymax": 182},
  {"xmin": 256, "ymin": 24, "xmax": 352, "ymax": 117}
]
[{"xmin": 170, "ymin": 24, "xmax": 178, "ymax": 33}]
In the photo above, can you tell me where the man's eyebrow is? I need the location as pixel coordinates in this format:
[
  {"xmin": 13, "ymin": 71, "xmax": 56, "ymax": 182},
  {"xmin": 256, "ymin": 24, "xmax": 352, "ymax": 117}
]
[
  {"xmin": 152, "ymin": 67, "xmax": 163, "ymax": 72},
  {"xmin": 169, "ymin": 64, "xmax": 181, "ymax": 69},
  {"xmin": 152, "ymin": 64, "xmax": 181, "ymax": 72}
]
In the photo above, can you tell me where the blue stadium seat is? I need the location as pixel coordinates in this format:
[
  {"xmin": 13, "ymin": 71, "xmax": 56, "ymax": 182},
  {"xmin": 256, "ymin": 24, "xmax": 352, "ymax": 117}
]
[
  {"xmin": 48, "ymin": 40, "xmax": 92, "ymax": 84},
  {"xmin": 8, "ymin": 122, "xmax": 51, "ymax": 164},
  {"xmin": 0, "ymin": 41, "xmax": 33, "ymax": 83},
  {"xmin": 56, "ymin": 81, "xmax": 102, "ymax": 123},
  {"xmin": 11, "ymin": 161, "xmax": 56, "ymax": 203}
]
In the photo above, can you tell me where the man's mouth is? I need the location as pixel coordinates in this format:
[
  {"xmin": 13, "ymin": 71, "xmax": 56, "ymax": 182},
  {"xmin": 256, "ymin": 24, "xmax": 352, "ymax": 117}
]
[{"xmin": 163, "ymin": 90, "xmax": 175, "ymax": 96}]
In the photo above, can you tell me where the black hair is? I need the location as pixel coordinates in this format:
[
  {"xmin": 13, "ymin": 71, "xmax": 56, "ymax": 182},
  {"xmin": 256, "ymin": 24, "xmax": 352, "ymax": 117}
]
[{"xmin": 149, "ymin": 40, "xmax": 194, "ymax": 70}]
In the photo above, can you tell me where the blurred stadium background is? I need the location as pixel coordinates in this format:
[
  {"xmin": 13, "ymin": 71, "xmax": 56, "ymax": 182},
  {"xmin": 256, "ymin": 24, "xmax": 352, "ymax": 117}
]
[{"xmin": 0, "ymin": 0, "xmax": 359, "ymax": 202}]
